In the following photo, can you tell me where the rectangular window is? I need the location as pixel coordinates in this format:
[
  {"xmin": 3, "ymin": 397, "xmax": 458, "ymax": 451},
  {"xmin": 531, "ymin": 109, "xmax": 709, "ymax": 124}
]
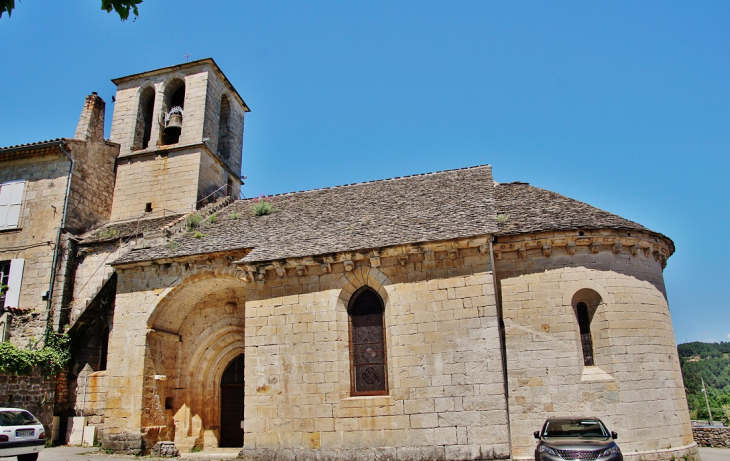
[
  {"xmin": 0, "ymin": 181, "xmax": 26, "ymax": 230},
  {"xmin": 1, "ymin": 259, "xmax": 24, "ymax": 309},
  {"xmin": 0, "ymin": 261, "xmax": 10, "ymax": 307}
]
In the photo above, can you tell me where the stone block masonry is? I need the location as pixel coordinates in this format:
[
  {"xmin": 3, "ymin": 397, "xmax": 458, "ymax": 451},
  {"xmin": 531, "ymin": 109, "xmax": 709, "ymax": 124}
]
[
  {"xmin": 0, "ymin": 368, "xmax": 56, "ymax": 429},
  {"xmin": 693, "ymin": 427, "xmax": 730, "ymax": 448}
]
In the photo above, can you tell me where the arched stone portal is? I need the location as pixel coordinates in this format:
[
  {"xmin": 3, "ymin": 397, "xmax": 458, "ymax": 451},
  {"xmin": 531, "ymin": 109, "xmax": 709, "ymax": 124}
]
[
  {"xmin": 143, "ymin": 271, "xmax": 246, "ymax": 451},
  {"xmin": 219, "ymin": 354, "xmax": 245, "ymax": 447}
]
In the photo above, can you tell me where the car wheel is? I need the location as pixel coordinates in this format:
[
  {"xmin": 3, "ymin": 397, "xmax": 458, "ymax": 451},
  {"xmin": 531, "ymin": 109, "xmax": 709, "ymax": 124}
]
[{"xmin": 17, "ymin": 454, "xmax": 39, "ymax": 461}]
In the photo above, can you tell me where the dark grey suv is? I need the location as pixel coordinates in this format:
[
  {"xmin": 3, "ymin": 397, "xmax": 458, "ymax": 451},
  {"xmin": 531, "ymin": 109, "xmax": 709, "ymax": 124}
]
[{"xmin": 534, "ymin": 417, "xmax": 622, "ymax": 461}]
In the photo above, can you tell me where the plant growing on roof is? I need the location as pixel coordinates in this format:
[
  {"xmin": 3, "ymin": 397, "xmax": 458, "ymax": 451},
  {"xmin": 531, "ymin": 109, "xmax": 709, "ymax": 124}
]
[
  {"xmin": 209, "ymin": 214, "xmax": 217, "ymax": 224},
  {"xmin": 497, "ymin": 214, "xmax": 509, "ymax": 225},
  {"xmin": 230, "ymin": 212, "xmax": 240, "ymax": 220},
  {"xmin": 186, "ymin": 213, "xmax": 202, "ymax": 230},
  {"xmin": 251, "ymin": 194, "xmax": 276, "ymax": 216},
  {"xmin": 192, "ymin": 231, "xmax": 205, "ymax": 239}
]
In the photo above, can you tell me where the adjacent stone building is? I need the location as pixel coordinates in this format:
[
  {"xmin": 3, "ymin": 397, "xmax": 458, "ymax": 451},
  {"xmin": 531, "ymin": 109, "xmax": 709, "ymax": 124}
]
[{"xmin": 0, "ymin": 58, "xmax": 696, "ymax": 461}]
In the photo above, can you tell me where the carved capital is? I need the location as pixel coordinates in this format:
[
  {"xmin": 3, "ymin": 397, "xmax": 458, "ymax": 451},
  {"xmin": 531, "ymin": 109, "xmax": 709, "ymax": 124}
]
[
  {"xmin": 343, "ymin": 260, "xmax": 354, "ymax": 272},
  {"xmin": 590, "ymin": 242, "xmax": 600, "ymax": 254},
  {"xmin": 542, "ymin": 245, "xmax": 552, "ymax": 257},
  {"xmin": 612, "ymin": 242, "xmax": 622, "ymax": 254}
]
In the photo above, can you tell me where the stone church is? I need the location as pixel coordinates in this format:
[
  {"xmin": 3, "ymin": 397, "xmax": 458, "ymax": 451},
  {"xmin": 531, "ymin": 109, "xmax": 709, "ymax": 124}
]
[{"xmin": 0, "ymin": 59, "xmax": 696, "ymax": 460}]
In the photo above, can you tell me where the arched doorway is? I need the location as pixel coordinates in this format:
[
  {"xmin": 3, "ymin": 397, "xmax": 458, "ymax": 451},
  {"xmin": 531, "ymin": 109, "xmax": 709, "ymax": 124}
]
[{"xmin": 219, "ymin": 354, "xmax": 245, "ymax": 447}]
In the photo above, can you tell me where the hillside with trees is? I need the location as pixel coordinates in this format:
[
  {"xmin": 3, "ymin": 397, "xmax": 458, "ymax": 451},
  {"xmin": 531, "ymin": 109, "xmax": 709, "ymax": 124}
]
[{"xmin": 678, "ymin": 341, "xmax": 730, "ymax": 424}]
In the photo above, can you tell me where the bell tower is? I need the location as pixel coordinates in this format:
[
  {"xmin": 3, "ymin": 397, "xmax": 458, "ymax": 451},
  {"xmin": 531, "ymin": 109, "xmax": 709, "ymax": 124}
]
[{"xmin": 108, "ymin": 58, "xmax": 250, "ymax": 222}]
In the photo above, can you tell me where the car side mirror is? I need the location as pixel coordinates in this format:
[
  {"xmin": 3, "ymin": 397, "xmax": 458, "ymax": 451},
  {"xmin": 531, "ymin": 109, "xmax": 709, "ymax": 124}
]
[
  {"xmin": 534, "ymin": 431, "xmax": 540, "ymax": 439},
  {"xmin": 611, "ymin": 431, "xmax": 618, "ymax": 439}
]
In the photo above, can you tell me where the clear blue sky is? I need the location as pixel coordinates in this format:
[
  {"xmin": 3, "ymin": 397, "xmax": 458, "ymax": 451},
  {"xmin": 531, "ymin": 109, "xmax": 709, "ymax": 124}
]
[{"xmin": 1, "ymin": 1, "xmax": 728, "ymax": 344}]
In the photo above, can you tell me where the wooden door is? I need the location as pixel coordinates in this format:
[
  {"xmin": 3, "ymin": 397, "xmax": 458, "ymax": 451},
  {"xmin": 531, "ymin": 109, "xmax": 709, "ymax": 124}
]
[{"xmin": 219, "ymin": 354, "xmax": 244, "ymax": 447}]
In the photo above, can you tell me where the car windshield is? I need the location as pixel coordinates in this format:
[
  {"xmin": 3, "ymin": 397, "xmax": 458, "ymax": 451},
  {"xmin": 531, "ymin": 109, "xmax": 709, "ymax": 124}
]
[
  {"xmin": 543, "ymin": 419, "xmax": 608, "ymax": 438},
  {"xmin": 0, "ymin": 410, "xmax": 40, "ymax": 426}
]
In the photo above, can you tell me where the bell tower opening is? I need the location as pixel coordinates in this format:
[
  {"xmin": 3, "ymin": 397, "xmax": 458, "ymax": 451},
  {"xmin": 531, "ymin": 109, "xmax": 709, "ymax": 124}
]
[
  {"xmin": 218, "ymin": 94, "xmax": 232, "ymax": 160},
  {"xmin": 161, "ymin": 79, "xmax": 185, "ymax": 145},
  {"xmin": 219, "ymin": 353, "xmax": 245, "ymax": 447},
  {"xmin": 133, "ymin": 86, "xmax": 155, "ymax": 150}
]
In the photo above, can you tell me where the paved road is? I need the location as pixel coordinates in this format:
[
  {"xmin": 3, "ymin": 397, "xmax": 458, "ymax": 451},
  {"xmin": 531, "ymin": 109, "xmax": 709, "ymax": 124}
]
[
  {"xmin": 700, "ymin": 447, "xmax": 730, "ymax": 461},
  {"xmin": 36, "ymin": 445, "xmax": 730, "ymax": 460}
]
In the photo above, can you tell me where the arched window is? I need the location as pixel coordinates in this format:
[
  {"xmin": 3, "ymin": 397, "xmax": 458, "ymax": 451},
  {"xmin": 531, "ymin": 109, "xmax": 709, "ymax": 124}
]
[
  {"xmin": 576, "ymin": 302, "xmax": 594, "ymax": 366},
  {"xmin": 348, "ymin": 287, "xmax": 388, "ymax": 396},
  {"xmin": 217, "ymin": 94, "xmax": 231, "ymax": 160},
  {"xmin": 133, "ymin": 87, "xmax": 155, "ymax": 150},
  {"xmin": 160, "ymin": 79, "xmax": 185, "ymax": 145}
]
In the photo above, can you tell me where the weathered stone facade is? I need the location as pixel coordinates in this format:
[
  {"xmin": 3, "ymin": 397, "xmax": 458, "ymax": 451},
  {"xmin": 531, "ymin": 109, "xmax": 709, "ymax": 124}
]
[
  {"xmin": 2, "ymin": 59, "xmax": 697, "ymax": 461},
  {"xmin": 108, "ymin": 59, "xmax": 248, "ymax": 222}
]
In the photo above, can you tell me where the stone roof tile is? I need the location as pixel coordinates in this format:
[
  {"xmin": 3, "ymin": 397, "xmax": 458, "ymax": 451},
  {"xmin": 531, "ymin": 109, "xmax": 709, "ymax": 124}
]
[
  {"xmin": 495, "ymin": 182, "xmax": 673, "ymax": 252},
  {"xmin": 113, "ymin": 165, "xmax": 497, "ymax": 265}
]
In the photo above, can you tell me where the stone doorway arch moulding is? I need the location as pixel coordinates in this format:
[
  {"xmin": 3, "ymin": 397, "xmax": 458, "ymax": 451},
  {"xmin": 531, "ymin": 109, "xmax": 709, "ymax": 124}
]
[{"xmin": 335, "ymin": 265, "xmax": 393, "ymax": 312}]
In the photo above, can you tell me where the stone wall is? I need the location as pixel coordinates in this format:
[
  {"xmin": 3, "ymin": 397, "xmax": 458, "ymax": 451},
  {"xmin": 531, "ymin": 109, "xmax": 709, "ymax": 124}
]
[
  {"xmin": 64, "ymin": 139, "xmax": 119, "ymax": 235},
  {"xmin": 495, "ymin": 228, "xmax": 694, "ymax": 460},
  {"xmin": 0, "ymin": 153, "xmax": 69, "ymax": 344},
  {"xmin": 110, "ymin": 149, "xmax": 202, "ymax": 221},
  {"xmin": 240, "ymin": 241, "xmax": 508, "ymax": 461},
  {"xmin": 0, "ymin": 368, "xmax": 56, "ymax": 429},
  {"xmin": 692, "ymin": 427, "xmax": 730, "ymax": 448},
  {"xmin": 104, "ymin": 237, "xmax": 511, "ymax": 459},
  {"xmin": 202, "ymin": 69, "xmax": 246, "ymax": 175}
]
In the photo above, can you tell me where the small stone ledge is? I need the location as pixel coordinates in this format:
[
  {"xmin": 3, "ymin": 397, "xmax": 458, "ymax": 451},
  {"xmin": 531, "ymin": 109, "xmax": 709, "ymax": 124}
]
[
  {"xmin": 580, "ymin": 366, "xmax": 614, "ymax": 383},
  {"xmin": 101, "ymin": 432, "xmax": 144, "ymax": 455},
  {"xmin": 151, "ymin": 441, "xmax": 180, "ymax": 457},
  {"xmin": 237, "ymin": 445, "xmax": 509, "ymax": 461}
]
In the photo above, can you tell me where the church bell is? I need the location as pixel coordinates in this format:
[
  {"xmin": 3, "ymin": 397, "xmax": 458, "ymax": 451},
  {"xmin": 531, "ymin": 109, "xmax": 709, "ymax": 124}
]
[{"xmin": 165, "ymin": 112, "xmax": 183, "ymax": 134}]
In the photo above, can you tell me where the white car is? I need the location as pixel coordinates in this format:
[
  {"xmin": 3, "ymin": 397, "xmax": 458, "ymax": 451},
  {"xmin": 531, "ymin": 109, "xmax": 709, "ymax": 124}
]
[{"xmin": 0, "ymin": 408, "xmax": 45, "ymax": 461}]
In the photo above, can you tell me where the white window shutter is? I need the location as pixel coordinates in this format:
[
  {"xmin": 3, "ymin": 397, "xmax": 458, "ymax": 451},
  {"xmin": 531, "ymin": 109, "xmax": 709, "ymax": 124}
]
[
  {"xmin": 0, "ymin": 181, "xmax": 25, "ymax": 230},
  {"xmin": 0, "ymin": 183, "xmax": 10, "ymax": 229},
  {"xmin": 4, "ymin": 259, "xmax": 24, "ymax": 308}
]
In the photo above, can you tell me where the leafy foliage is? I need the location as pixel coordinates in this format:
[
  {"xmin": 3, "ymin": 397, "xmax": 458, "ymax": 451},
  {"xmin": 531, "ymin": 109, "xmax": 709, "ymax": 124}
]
[
  {"xmin": 0, "ymin": 0, "xmax": 13, "ymax": 19},
  {"xmin": 0, "ymin": 332, "xmax": 72, "ymax": 377},
  {"xmin": 251, "ymin": 194, "xmax": 276, "ymax": 216},
  {"xmin": 678, "ymin": 341, "xmax": 730, "ymax": 424},
  {"xmin": 101, "ymin": 0, "xmax": 142, "ymax": 21},
  {"xmin": 1, "ymin": 0, "xmax": 142, "ymax": 20}
]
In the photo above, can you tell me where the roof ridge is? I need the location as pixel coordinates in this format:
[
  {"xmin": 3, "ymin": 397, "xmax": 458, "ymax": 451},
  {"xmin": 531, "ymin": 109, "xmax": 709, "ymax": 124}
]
[{"xmin": 245, "ymin": 164, "xmax": 492, "ymax": 200}]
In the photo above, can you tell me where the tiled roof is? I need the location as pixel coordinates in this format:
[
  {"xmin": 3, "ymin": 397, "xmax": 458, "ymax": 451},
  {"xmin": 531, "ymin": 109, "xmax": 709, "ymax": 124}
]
[
  {"xmin": 494, "ymin": 182, "xmax": 673, "ymax": 251},
  {"xmin": 0, "ymin": 138, "xmax": 67, "ymax": 161},
  {"xmin": 113, "ymin": 165, "xmax": 498, "ymax": 265},
  {"xmin": 81, "ymin": 214, "xmax": 184, "ymax": 244},
  {"xmin": 0, "ymin": 138, "xmax": 66, "ymax": 152}
]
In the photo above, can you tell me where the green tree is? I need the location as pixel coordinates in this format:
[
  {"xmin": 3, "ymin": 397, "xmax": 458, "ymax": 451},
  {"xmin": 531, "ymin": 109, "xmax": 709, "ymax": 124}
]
[{"xmin": 1, "ymin": 0, "xmax": 142, "ymax": 20}]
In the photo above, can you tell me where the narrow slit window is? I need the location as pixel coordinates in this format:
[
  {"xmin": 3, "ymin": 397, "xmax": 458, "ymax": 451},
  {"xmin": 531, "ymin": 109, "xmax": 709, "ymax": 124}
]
[
  {"xmin": 348, "ymin": 287, "xmax": 388, "ymax": 396},
  {"xmin": 577, "ymin": 302, "xmax": 594, "ymax": 366}
]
